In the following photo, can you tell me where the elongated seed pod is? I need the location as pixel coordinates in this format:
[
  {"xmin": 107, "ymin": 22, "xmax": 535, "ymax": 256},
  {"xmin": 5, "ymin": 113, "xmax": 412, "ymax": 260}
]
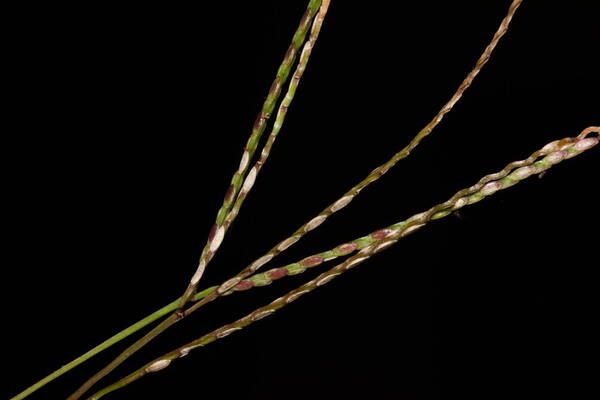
[
  {"xmin": 178, "ymin": 0, "xmax": 324, "ymax": 307},
  {"xmin": 88, "ymin": 127, "xmax": 598, "ymax": 399}
]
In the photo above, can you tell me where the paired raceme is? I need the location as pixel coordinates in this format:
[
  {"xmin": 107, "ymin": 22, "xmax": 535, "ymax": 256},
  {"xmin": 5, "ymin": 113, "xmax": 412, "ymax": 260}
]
[
  {"xmin": 88, "ymin": 127, "xmax": 599, "ymax": 399},
  {"xmin": 221, "ymin": 0, "xmax": 332, "ymax": 235},
  {"xmin": 179, "ymin": 0, "xmax": 324, "ymax": 308}
]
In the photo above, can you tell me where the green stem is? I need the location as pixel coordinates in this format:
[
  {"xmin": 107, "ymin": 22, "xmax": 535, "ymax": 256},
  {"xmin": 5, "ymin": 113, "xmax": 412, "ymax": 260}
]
[{"xmin": 9, "ymin": 287, "xmax": 217, "ymax": 400}]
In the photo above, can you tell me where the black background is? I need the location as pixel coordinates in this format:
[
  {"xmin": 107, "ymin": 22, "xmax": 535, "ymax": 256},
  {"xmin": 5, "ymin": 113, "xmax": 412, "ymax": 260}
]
[{"xmin": 5, "ymin": 1, "xmax": 599, "ymax": 399}]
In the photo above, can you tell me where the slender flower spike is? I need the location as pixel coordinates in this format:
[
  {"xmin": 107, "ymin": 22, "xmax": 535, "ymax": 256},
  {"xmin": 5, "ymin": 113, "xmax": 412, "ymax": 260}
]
[{"xmin": 177, "ymin": 0, "xmax": 325, "ymax": 308}]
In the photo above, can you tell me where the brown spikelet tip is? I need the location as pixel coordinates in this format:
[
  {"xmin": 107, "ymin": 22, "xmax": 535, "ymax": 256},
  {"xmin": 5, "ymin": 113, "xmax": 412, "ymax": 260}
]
[
  {"xmin": 253, "ymin": 114, "xmax": 263, "ymax": 130},
  {"xmin": 268, "ymin": 77, "xmax": 281, "ymax": 96},
  {"xmin": 208, "ymin": 223, "xmax": 218, "ymax": 241},
  {"xmin": 224, "ymin": 185, "xmax": 235, "ymax": 202},
  {"xmin": 557, "ymin": 138, "xmax": 575, "ymax": 149}
]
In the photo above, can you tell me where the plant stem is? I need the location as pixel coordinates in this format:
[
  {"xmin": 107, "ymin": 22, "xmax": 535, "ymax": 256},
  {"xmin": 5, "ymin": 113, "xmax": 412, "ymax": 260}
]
[
  {"xmin": 88, "ymin": 127, "xmax": 598, "ymax": 399},
  {"xmin": 178, "ymin": 0, "xmax": 324, "ymax": 308},
  {"xmin": 9, "ymin": 287, "xmax": 217, "ymax": 400}
]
